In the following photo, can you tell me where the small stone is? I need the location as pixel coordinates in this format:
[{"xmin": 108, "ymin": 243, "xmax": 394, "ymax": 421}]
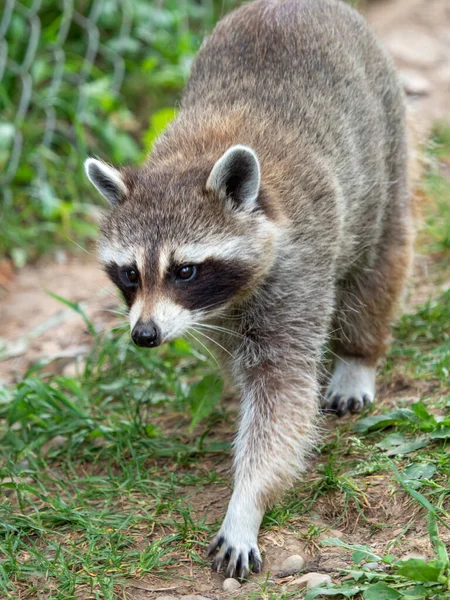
[
  {"xmin": 400, "ymin": 70, "xmax": 432, "ymax": 96},
  {"xmin": 364, "ymin": 562, "xmax": 380, "ymax": 570},
  {"xmin": 181, "ymin": 596, "xmax": 212, "ymax": 600},
  {"xmin": 291, "ymin": 573, "xmax": 332, "ymax": 589},
  {"xmin": 280, "ymin": 554, "xmax": 305, "ymax": 574},
  {"xmin": 158, "ymin": 596, "xmax": 178, "ymax": 600},
  {"xmin": 223, "ymin": 578, "xmax": 241, "ymax": 592}
]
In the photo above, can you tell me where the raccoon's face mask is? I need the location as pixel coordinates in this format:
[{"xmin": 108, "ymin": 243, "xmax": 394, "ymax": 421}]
[{"xmin": 85, "ymin": 145, "xmax": 279, "ymax": 346}]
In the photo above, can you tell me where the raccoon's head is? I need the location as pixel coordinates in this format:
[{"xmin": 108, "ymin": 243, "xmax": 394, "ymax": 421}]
[{"xmin": 85, "ymin": 146, "xmax": 280, "ymax": 348}]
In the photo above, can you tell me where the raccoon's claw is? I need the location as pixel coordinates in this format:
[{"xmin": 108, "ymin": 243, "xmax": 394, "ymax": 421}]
[
  {"xmin": 323, "ymin": 391, "xmax": 372, "ymax": 416},
  {"xmin": 207, "ymin": 533, "xmax": 262, "ymax": 579},
  {"xmin": 322, "ymin": 357, "xmax": 376, "ymax": 417}
]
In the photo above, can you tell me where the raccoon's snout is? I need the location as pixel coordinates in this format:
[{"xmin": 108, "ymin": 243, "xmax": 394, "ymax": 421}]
[{"xmin": 131, "ymin": 320, "xmax": 161, "ymax": 348}]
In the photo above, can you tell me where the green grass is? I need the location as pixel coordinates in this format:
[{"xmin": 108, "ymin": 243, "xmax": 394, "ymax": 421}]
[
  {"xmin": 419, "ymin": 121, "xmax": 450, "ymax": 266},
  {"xmin": 386, "ymin": 289, "xmax": 450, "ymax": 382},
  {"xmin": 0, "ymin": 329, "xmax": 228, "ymax": 598},
  {"xmin": 1, "ymin": 272, "xmax": 449, "ymax": 598}
]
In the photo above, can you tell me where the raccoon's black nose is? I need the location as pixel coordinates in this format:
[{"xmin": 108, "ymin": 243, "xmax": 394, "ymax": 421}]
[{"xmin": 131, "ymin": 321, "xmax": 161, "ymax": 348}]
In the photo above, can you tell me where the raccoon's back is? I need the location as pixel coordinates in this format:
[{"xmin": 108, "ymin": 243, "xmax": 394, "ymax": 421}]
[
  {"xmin": 182, "ymin": 0, "xmax": 402, "ymax": 130},
  {"xmin": 180, "ymin": 0, "xmax": 406, "ymax": 273}
]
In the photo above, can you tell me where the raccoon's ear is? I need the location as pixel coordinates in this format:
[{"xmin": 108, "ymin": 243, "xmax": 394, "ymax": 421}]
[
  {"xmin": 206, "ymin": 145, "xmax": 261, "ymax": 211},
  {"xmin": 84, "ymin": 158, "xmax": 127, "ymax": 206}
]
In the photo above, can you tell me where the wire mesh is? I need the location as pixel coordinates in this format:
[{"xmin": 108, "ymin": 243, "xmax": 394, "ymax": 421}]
[
  {"xmin": 0, "ymin": 0, "xmax": 238, "ymax": 263},
  {"xmin": 0, "ymin": 0, "xmax": 133, "ymax": 188}
]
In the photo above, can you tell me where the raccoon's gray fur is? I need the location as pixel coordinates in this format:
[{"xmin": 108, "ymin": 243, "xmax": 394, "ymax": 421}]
[{"xmin": 85, "ymin": 0, "xmax": 413, "ymax": 579}]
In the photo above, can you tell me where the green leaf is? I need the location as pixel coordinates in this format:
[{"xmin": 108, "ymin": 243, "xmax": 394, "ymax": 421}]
[
  {"xmin": 363, "ymin": 582, "xmax": 400, "ymax": 600},
  {"xmin": 389, "ymin": 460, "xmax": 449, "ymax": 530},
  {"xmin": 0, "ymin": 123, "xmax": 15, "ymax": 151},
  {"xmin": 410, "ymin": 402, "xmax": 437, "ymax": 431},
  {"xmin": 428, "ymin": 513, "xmax": 449, "ymax": 564},
  {"xmin": 403, "ymin": 462, "xmax": 436, "ymax": 484},
  {"xmin": 354, "ymin": 409, "xmax": 416, "ymax": 433},
  {"xmin": 387, "ymin": 439, "xmax": 428, "ymax": 456},
  {"xmin": 189, "ymin": 374, "xmax": 223, "ymax": 430},
  {"xmin": 396, "ymin": 558, "xmax": 445, "ymax": 582},
  {"xmin": 430, "ymin": 426, "xmax": 450, "ymax": 439},
  {"xmin": 11, "ymin": 248, "xmax": 27, "ymax": 269},
  {"xmin": 348, "ymin": 570, "xmax": 365, "ymax": 582},
  {"xmin": 353, "ymin": 550, "xmax": 371, "ymax": 564},
  {"xmin": 170, "ymin": 339, "xmax": 194, "ymax": 356},
  {"xmin": 377, "ymin": 433, "xmax": 428, "ymax": 456},
  {"xmin": 401, "ymin": 585, "xmax": 434, "ymax": 598},
  {"xmin": 377, "ymin": 432, "xmax": 407, "ymax": 449},
  {"xmin": 305, "ymin": 586, "xmax": 362, "ymax": 599}
]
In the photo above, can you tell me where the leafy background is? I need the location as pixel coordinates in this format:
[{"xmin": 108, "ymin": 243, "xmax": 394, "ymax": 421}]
[{"xmin": 0, "ymin": 0, "xmax": 239, "ymax": 265}]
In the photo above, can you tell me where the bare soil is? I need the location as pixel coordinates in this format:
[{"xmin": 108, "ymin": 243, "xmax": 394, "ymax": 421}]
[
  {"xmin": 0, "ymin": 257, "xmax": 115, "ymax": 384},
  {"xmin": 1, "ymin": 0, "xmax": 449, "ymax": 597}
]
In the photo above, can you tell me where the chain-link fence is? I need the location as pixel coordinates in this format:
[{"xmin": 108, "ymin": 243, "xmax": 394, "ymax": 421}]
[
  {"xmin": 1, "ymin": 0, "xmax": 132, "ymax": 189},
  {"xmin": 0, "ymin": 0, "xmax": 236, "ymax": 264}
]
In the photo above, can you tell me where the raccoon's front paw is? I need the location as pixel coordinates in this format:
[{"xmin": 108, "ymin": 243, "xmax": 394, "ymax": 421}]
[
  {"xmin": 323, "ymin": 357, "xmax": 376, "ymax": 417},
  {"xmin": 207, "ymin": 530, "xmax": 262, "ymax": 579}
]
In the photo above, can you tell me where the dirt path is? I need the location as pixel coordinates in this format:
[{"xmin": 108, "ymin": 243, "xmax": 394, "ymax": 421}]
[
  {"xmin": 0, "ymin": 257, "xmax": 114, "ymax": 384},
  {"xmin": 0, "ymin": 0, "xmax": 449, "ymax": 386}
]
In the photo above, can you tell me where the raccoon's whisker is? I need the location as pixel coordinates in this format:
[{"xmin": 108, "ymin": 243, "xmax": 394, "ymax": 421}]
[
  {"xmin": 211, "ymin": 313, "xmax": 247, "ymax": 322},
  {"xmin": 99, "ymin": 287, "xmax": 126, "ymax": 304},
  {"xmin": 326, "ymin": 327, "xmax": 342, "ymax": 337},
  {"xmin": 66, "ymin": 237, "xmax": 95, "ymax": 256},
  {"xmin": 97, "ymin": 308, "xmax": 129, "ymax": 318},
  {"xmin": 197, "ymin": 302, "xmax": 228, "ymax": 313},
  {"xmin": 117, "ymin": 329, "xmax": 132, "ymax": 347},
  {"xmin": 198, "ymin": 300, "xmax": 246, "ymax": 315},
  {"xmin": 84, "ymin": 305, "xmax": 129, "ymax": 318},
  {"xmin": 191, "ymin": 327, "xmax": 233, "ymax": 358},
  {"xmin": 117, "ymin": 323, "xmax": 129, "ymax": 341},
  {"xmin": 193, "ymin": 322, "xmax": 246, "ymax": 340},
  {"xmin": 186, "ymin": 331, "xmax": 220, "ymax": 367},
  {"xmin": 98, "ymin": 322, "xmax": 129, "ymax": 337}
]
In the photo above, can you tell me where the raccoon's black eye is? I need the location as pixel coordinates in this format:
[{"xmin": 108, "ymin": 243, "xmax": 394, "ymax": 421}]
[
  {"xmin": 176, "ymin": 265, "xmax": 197, "ymax": 282},
  {"xmin": 125, "ymin": 268, "xmax": 139, "ymax": 284}
]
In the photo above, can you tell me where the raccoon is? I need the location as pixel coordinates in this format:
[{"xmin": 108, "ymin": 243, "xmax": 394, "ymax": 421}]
[{"xmin": 85, "ymin": 0, "xmax": 413, "ymax": 579}]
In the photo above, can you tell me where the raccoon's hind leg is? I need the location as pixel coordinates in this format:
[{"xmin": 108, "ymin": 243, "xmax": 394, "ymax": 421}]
[
  {"xmin": 323, "ymin": 208, "xmax": 413, "ymax": 416},
  {"xmin": 324, "ymin": 355, "xmax": 376, "ymax": 416}
]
